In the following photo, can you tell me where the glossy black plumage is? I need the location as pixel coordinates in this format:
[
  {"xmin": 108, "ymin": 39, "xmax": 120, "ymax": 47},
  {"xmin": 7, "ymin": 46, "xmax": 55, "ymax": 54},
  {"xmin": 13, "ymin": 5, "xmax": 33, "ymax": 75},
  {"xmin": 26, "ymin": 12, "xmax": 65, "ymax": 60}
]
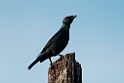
[{"xmin": 28, "ymin": 15, "xmax": 77, "ymax": 70}]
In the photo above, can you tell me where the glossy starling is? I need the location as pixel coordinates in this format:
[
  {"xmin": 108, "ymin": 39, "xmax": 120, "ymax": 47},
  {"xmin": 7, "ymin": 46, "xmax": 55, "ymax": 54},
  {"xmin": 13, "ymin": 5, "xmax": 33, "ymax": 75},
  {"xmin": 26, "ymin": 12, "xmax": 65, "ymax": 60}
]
[{"xmin": 28, "ymin": 15, "xmax": 77, "ymax": 70}]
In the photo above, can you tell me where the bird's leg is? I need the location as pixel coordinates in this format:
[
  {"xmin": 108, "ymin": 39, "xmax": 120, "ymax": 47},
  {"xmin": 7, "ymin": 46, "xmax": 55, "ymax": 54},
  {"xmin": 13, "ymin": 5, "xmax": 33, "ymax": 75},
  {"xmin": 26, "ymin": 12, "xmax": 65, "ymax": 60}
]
[
  {"xmin": 49, "ymin": 57, "xmax": 52, "ymax": 65},
  {"xmin": 49, "ymin": 57, "xmax": 55, "ymax": 70}
]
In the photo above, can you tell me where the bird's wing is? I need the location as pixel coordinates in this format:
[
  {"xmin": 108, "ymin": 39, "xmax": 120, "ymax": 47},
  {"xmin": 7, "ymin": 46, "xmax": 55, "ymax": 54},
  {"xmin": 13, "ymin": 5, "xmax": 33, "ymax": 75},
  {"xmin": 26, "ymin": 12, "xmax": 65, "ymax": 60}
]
[{"xmin": 41, "ymin": 29, "xmax": 63, "ymax": 53}]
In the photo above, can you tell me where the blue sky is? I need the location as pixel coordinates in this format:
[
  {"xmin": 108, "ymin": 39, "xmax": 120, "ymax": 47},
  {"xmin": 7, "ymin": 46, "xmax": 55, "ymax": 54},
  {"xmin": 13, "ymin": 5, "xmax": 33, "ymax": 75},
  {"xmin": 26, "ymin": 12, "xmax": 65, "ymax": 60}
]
[{"xmin": 0, "ymin": 0, "xmax": 124, "ymax": 83}]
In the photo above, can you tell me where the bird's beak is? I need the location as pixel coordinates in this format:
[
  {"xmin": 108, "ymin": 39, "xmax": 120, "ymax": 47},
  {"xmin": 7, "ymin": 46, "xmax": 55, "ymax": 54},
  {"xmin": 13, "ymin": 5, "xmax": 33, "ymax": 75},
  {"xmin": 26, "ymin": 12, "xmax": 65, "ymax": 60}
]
[{"xmin": 73, "ymin": 15, "xmax": 77, "ymax": 18}]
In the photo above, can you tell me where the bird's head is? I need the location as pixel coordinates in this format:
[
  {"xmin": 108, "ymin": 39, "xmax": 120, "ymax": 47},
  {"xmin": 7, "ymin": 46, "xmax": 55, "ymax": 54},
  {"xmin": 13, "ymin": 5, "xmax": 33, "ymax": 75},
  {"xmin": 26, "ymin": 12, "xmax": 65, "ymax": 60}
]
[{"xmin": 62, "ymin": 15, "xmax": 77, "ymax": 25}]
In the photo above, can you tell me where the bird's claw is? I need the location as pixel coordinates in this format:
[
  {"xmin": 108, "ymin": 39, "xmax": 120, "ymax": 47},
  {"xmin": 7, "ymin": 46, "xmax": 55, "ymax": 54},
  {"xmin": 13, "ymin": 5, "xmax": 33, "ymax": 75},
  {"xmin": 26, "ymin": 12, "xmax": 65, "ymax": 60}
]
[
  {"xmin": 50, "ymin": 62, "xmax": 53, "ymax": 66},
  {"xmin": 59, "ymin": 54, "xmax": 63, "ymax": 59}
]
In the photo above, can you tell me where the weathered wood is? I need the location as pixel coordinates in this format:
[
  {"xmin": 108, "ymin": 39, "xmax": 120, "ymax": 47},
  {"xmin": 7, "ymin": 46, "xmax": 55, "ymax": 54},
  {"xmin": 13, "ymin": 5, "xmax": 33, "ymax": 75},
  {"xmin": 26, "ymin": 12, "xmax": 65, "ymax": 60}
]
[{"xmin": 48, "ymin": 52, "xmax": 82, "ymax": 83}]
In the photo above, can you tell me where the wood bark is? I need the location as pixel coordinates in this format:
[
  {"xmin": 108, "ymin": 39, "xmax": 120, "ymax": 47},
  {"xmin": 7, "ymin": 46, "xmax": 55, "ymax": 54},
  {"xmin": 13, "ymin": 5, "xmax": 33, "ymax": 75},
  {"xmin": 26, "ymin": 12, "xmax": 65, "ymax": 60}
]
[{"xmin": 48, "ymin": 52, "xmax": 82, "ymax": 83}]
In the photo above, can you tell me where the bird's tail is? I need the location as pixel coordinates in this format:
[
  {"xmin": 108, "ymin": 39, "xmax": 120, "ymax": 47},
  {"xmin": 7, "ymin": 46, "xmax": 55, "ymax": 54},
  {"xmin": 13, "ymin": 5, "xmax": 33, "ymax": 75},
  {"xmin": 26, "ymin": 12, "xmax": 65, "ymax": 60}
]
[
  {"xmin": 28, "ymin": 53, "xmax": 48, "ymax": 70},
  {"xmin": 28, "ymin": 59, "xmax": 39, "ymax": 70}
]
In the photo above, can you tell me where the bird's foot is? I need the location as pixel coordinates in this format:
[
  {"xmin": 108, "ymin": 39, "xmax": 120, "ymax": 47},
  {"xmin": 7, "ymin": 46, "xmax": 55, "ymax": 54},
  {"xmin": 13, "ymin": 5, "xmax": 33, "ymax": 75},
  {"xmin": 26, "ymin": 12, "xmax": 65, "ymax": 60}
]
[
  {"xmin": 50, "ymin": 62, "xmax": 55, "ymax": 70},
  {"xmin": 49, "ymin": 57, "xmax": 53, "ymax": 65},
  {"xmin": 59, "ymin": 54, "xmax": 63, "ymax": 57},
  {"xmin": 59, "ymin": 54, "xmax": 63, "ymax": 59},
  {"xmin": 50, "ymin": 62, "xmax": 53, "ymax": 66}
]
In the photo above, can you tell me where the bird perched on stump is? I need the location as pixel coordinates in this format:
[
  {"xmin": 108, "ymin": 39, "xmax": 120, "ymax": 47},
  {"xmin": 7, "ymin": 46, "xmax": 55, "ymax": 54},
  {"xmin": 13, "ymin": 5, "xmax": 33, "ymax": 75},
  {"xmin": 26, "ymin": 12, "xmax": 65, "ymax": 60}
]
[{"xmin": 28, "ymin": 15, "xmax": 77, "ymax": 70}]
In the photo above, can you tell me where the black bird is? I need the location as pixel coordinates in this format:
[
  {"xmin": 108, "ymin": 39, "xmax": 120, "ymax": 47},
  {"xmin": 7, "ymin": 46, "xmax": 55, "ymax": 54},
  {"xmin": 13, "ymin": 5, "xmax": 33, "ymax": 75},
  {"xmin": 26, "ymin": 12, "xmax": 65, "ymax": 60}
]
[{"xmin": 28, "ymin": 15, "xmax": 77, "ymax": 70}]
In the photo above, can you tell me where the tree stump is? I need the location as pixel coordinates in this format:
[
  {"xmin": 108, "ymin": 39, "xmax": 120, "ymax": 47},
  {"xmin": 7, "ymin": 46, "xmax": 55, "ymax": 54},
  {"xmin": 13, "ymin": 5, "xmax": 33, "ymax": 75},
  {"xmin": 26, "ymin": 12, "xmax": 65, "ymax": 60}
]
[{"xmin": 48, "ymin": 52, "xmax": 82, "ymax": 83}]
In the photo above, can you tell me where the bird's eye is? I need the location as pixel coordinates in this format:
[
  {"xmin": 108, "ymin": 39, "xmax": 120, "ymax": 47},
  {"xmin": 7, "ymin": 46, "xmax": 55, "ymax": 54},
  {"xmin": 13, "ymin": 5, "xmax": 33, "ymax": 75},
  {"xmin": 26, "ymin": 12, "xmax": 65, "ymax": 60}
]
[{"xmin": 65, "ymin": 17, "xmax": 69, "ymax": 20}]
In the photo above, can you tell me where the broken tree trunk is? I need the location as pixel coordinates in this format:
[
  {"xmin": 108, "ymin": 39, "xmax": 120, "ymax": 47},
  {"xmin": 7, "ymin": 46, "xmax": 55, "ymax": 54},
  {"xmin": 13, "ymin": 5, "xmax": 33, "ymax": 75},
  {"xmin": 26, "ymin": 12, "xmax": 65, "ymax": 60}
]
[{"xmin": 48, "ymin": 52, "xmax": 82, "ymax": 83}]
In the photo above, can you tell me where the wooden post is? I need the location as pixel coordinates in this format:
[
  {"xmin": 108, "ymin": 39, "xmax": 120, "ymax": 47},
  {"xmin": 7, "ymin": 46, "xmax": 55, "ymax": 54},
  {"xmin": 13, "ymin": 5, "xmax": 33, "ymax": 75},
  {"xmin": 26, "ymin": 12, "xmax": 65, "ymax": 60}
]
[{"xmin": 48, "ymin": 52, "xmax": 82, "ymax": 83}]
